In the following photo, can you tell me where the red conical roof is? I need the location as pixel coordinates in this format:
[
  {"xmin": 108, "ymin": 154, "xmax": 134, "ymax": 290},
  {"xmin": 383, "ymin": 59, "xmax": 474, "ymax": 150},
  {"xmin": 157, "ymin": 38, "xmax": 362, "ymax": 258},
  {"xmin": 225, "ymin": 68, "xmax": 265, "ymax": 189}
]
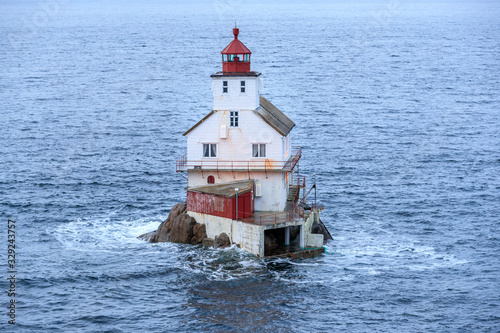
[{"xmin": 221, "ymin": 28, "xmax": 251, "ymax": 54}]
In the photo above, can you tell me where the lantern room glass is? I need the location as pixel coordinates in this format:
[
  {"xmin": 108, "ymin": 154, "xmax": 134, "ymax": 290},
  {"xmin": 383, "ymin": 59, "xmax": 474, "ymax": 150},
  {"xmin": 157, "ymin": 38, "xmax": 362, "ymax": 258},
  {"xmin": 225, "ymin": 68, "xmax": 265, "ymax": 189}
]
[{"xmin": 222, "ymin": 54, "xmax": 250, "ymax": 62}]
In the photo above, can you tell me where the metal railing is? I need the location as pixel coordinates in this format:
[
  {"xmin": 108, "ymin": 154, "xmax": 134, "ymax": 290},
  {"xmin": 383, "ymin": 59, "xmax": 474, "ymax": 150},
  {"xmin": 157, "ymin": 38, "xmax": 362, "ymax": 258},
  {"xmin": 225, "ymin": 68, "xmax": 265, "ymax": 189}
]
[
  {"xmin": 176, "ymin": 154, "xmax": 187, "ymax": 172},
  {"xmin": 295, "ymin": 174, "xmax": 306, "ymax": 188},
  {"xmin": 283, "ymin": 146, "xmax": 302, "ymax": 172},
  {"xmin": 176, "ymin": 146, "xmax": 302, "ymax": 173},
  {"xmin": 240, "ymin": 204, "xmax": 304, "ymax": 225}
]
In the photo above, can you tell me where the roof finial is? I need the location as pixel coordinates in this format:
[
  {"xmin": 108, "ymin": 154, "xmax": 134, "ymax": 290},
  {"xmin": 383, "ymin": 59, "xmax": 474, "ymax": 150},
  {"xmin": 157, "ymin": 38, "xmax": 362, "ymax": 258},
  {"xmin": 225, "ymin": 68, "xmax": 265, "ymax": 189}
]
[
  {"xmin": 233, "ymin": 25, "xmax": 239, "ymax": 40},
  {"xmin": 235, "ymin": 21, "xmax": 237, "ymax": 28}
]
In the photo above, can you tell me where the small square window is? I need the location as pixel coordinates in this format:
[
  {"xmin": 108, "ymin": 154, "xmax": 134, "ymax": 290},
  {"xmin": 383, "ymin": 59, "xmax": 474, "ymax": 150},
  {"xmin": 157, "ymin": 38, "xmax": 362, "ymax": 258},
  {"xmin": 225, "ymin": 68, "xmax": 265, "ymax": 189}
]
[
  {"xmin": 223, "ymin": 81, "xmax": 228, "ymax": 93},
  {"xmin": 203, "ymin": 144, "xmax": 217, "ymax": 157},
  {"xmin": 240, "ymin": 81, "xmax": 245, "ymax": 93},
  {"xmin": 252, "ymin": 144, "xmax": 266, "ymax": 158},
  {"xmin": 230, "ymin": 111, "xmax": 239, "ymax": 127}
]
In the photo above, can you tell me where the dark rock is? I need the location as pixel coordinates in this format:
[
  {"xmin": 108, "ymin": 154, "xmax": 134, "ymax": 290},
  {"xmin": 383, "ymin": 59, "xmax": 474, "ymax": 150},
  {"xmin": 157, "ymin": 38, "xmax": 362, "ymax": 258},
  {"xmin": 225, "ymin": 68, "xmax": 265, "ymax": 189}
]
[
  {"xmin": 191, "ymin": 223, "xmax": 207, "ymax": 245},
  {"xmin": 312, "ymin": 218, "xmax": 333, "ymax": 243},
  {"xmin": 137, "ymin": 231, "xmax": 156, "ymax": 242},
  {"xmin": 144, "ymin": 202, "xmax": 187, "ymax": 243},
  {"xmin": 264, "ymin": 228, "xmax": 283, "ymax": 250},
  {"xmin": 264, "ymin": 234, "xmax": 279, "ymax": 250},
  {"xmin": 214, "ymin": 232, "xmax": 231, "ymax": 248},
  {"xmin": 202, "ymin": 238, "xmax": 215, "ymax": 247},
  {"xmin": 289, "ymin": 226, "xmax": 300, "ymax": 241},
  {"xmin": 169, "ymin": 213, "xmax": 197, "ymax": 244},
  {"xmin": 138, "ymin": 202, "xmax": 207, "ymax": 245}
]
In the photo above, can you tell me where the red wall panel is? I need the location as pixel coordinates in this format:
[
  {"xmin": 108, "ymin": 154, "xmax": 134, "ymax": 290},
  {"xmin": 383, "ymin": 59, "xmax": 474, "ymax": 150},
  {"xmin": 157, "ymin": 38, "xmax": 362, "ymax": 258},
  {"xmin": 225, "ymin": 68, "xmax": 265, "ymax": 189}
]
[{"xmin": 187, "ymin": 190, "xmax": 253, "ymax": 220}]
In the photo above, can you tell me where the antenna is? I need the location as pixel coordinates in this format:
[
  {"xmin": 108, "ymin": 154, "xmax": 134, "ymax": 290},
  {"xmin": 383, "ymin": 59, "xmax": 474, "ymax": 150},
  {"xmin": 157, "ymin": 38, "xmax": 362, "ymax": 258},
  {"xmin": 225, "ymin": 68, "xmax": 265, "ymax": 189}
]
[{"xmin": 235, "ymin": 21, "xmax": 237, "ymax": 28}]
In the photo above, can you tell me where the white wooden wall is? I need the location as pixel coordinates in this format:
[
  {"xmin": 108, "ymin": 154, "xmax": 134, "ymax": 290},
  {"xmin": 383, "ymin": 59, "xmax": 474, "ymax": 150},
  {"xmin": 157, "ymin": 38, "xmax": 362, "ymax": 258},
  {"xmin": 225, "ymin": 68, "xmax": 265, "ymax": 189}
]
[
  {"xmin": 184, "ymin": 74, "xmax": 294, "ymax": 212},
  {"xmin": 186, "ymin": 109, "xmax": 283, "ymax": 162},
  {"xmin": 211, "ymin": 76, "xmax": 262, "ymax": 110}
]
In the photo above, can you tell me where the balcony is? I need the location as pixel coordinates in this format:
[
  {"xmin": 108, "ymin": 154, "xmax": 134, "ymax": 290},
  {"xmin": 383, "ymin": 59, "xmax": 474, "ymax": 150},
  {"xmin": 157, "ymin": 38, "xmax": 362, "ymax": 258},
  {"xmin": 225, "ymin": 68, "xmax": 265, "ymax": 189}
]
[{"xmin": 176, "ymin": 146, "xmax": 302, "ymax": 174}]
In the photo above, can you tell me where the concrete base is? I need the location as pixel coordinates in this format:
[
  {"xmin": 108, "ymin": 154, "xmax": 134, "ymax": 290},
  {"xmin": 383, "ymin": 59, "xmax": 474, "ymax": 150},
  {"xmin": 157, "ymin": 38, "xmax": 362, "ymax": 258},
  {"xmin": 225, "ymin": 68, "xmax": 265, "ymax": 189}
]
[
  {"xmin": 189, "ymin": 207, "xmax": 327, "ymax": 258},
  {"xmin": 189, "ymin": 211, "xmax": 305, "ymax": 257},
  {"xmin": 269, "ymin": 247, "xmax": 325, "ymax": 259}
]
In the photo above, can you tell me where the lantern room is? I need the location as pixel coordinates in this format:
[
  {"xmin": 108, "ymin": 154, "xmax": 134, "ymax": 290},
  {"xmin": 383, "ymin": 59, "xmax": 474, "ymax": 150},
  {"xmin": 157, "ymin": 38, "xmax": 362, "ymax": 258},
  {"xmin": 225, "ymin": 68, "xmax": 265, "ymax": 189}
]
[{"xmin": 221, "ymin": 27, "xmax": 252, "ymax": 73}]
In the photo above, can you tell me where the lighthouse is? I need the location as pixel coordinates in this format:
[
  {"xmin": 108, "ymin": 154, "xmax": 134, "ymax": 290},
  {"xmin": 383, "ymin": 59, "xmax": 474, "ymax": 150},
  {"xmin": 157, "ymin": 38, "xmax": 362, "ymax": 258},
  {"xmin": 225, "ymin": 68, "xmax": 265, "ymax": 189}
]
[{"xmin": 176, "ymin": 27, "xmax": 327, "ymax": 257}]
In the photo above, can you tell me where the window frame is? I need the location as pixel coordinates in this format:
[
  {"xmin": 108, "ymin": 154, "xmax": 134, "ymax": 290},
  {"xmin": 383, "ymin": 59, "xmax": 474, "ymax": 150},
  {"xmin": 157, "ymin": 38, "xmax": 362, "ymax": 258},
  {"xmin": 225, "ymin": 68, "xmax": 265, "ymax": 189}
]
[
  {"xmin": 252, "ymin": 144, "xmax": 266, "ymax": 158},
  {"xmin": 203, "ymin": 143, "xmax": 217, "ymax": 158},
  {"xmin": 222, "ymin": 80, "xmax": 228, "ymax": 93},
  {"xmin": 230, "ymin": 111, "xmax": 239, "ymax": 127},
  {"xmin": 240, "ymin": 80, "xmax": 246, "ymax": 93}
]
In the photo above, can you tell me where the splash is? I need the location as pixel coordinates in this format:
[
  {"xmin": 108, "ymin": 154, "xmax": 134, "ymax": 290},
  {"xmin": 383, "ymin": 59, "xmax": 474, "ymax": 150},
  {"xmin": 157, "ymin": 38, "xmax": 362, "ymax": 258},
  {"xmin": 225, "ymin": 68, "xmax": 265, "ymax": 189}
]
[
  {"xmin": 52, "ymin": 216, "xmax": 166, "ymax": 253},
  {"xmin": 177, "ymin": 245, "xmax": 269, "ymax": 281}
]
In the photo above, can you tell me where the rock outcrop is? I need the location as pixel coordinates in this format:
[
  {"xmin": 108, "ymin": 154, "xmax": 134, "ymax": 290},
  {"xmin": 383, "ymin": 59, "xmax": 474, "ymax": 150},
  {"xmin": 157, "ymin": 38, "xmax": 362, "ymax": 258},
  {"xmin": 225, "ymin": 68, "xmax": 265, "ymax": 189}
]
[
  {"xmin": 214, "ymin": 232, "xmax": 231, "ymax": 248},
  {"xmin": 138, "ymin": 202, "xmax": 207, "ymax": 245},
  {"xmin": 312, "ymin": 218, "xmax": 333, "ymax": 243},
  {"xmin": 191, "ymin": 224, "xmax": 207, "ymax": 245}
]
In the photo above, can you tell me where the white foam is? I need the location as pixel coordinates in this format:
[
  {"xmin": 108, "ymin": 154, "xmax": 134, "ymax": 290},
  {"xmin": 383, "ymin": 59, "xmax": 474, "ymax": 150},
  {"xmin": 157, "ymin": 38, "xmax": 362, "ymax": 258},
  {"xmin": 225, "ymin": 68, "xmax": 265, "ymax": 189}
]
[
  {"xmin": 334, "ymin": 220, "xmax": 469, "ymax": 271},
  {"xmin": 175, "ymin": 245, "xmax": 269, "ymax": 281},
  {"xmin": 52, "ymin": 217, "xmax": 165, "ymax": 253}
]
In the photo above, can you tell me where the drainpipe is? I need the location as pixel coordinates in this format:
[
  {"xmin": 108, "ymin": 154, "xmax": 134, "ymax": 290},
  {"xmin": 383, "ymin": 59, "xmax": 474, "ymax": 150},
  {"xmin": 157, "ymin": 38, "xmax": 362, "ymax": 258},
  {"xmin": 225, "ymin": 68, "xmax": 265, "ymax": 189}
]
[{"xmin": 235, "ymin": 187, "xmax": 239, "ymax": 220}]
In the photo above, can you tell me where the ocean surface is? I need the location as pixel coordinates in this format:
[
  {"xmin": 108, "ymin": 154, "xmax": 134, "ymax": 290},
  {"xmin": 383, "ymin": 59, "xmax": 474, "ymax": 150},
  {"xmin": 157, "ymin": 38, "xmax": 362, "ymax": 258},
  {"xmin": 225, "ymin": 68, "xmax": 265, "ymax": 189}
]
[{"xmin": 1, "ymin": 1, "xmax": 499, "ymax": 332}]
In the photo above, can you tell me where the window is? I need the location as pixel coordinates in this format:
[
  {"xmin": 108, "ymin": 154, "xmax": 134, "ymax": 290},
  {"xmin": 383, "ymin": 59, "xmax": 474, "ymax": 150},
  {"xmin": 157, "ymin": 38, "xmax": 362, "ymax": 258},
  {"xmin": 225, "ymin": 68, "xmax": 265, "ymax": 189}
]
[
  {"xmin": 223, "ymin": 81, "xmax": 228, "ymax": 93},
  {"xmin": 252, "ymin": 144, "xmax": 266, "ymax": 157},
  {"xmin": 230, "ymin": 111, "xmax": 239, "ymax": 127},
  {"xmin": 240, "ymin": 81, "xmax": 245, "ymax": 93},
  {"xmin": 203, "ymin": 144, "xmax": 217, "ymax": 158},
  {"xmin": 207, "ymin": 175, "xmax": 215, "ymax": 184}
]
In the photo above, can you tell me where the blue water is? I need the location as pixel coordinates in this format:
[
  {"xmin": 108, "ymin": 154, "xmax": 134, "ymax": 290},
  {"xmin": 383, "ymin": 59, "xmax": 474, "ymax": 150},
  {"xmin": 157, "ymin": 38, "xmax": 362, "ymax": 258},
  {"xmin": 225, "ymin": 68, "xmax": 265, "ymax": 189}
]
[{"xmin": 1, "ymin": 1, "xmax": 499, "ymax": 332}]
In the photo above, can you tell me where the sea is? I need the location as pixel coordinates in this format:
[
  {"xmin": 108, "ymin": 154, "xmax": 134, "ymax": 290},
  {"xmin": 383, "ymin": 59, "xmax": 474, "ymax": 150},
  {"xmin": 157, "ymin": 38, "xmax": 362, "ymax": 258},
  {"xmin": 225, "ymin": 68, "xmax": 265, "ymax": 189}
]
[{"xmin": 1, "ymin": 0, "xmax": 499, "ymax": 332}]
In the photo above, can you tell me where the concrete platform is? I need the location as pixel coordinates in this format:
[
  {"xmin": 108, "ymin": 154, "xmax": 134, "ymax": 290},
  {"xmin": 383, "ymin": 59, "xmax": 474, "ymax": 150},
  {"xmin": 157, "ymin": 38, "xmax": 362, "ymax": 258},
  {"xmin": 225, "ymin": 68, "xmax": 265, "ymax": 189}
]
[
  {"xmin": 189, "ymin": 206, "xmax": 325, "ymax": 258},
  {"xmin": 239, "ymin": 210, "xmax": 302, "ymax": 226},
  {"xmin": 266, "ymin": 246, "xmax": 325, "ymax": 259}
]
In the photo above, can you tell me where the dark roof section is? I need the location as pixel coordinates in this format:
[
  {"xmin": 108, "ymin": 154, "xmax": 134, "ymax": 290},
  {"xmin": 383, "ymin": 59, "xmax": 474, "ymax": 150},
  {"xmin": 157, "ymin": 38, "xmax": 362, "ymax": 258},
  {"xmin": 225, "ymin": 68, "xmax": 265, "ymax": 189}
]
[
  {"xmin": 183, "ymin": 110, "xmax": 215, "ymax": 136},
  {"xmin": 255, "ymin": 96, "xmax": 295, "ymax": 137},
  {"xmin": 187, "ymin": 180, "xmax": 254, "ymax": 198}
]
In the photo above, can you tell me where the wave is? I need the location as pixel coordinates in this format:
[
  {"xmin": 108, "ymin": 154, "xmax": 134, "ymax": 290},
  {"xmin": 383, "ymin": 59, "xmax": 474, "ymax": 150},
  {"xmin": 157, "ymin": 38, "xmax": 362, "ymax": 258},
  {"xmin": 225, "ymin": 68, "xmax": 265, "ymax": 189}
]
[
  {"xmin": 334, "ymin": 218, "xmax": 469, "ymax": 272},
  {"xmin": 52, "ymin": 216, "xmax": 164, "ymax": 253}
]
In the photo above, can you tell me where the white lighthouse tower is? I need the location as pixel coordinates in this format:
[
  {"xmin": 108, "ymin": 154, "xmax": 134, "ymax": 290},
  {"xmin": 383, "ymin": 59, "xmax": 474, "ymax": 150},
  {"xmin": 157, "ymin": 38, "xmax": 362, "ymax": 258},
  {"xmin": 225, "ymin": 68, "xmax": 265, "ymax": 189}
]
[{"xmin": 176, "ymin": 27, "xmax": 326, "ymax": 257}]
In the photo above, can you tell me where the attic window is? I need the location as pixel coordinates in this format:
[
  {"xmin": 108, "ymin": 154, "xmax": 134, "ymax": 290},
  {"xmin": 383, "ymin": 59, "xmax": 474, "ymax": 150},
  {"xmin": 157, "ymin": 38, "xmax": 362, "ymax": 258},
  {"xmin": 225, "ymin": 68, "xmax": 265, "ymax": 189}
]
[
  {"xmin": 252, "ymin": 144, "xmax": 266, "ymax": 158},
  {"xmin": 240, "ymin": 81, "xmax": 245, "ymax": 93},
  {"xmin": 230, "ymin": 111, "xmax": 238, "ymax": 127},
  {"xmin": 203, "ymin": 144, "xmax": 217, "ymax": 158},
  {"xmin": 223, "ymin": 81, "xmax": 228, "ymax": 93}
]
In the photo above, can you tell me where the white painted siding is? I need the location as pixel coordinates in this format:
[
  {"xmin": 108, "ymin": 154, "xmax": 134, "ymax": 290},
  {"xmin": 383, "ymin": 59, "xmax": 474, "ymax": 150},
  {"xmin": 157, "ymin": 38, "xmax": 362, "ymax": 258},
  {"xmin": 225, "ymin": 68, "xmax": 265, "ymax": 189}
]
[
  {"xmin": 283, "ymin": 133, "xmax": 291, "ymax": 160},
  {"xmin": 184, "ymin": 74, "xmax": 294, "ymax": 213},
  {"xmin": 186, "ymin": 110, "xmax": 283, "ymax": 163},
  {"xmin": 212, "ymin": 76, "xmax": 260, "ymax": 110}
]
